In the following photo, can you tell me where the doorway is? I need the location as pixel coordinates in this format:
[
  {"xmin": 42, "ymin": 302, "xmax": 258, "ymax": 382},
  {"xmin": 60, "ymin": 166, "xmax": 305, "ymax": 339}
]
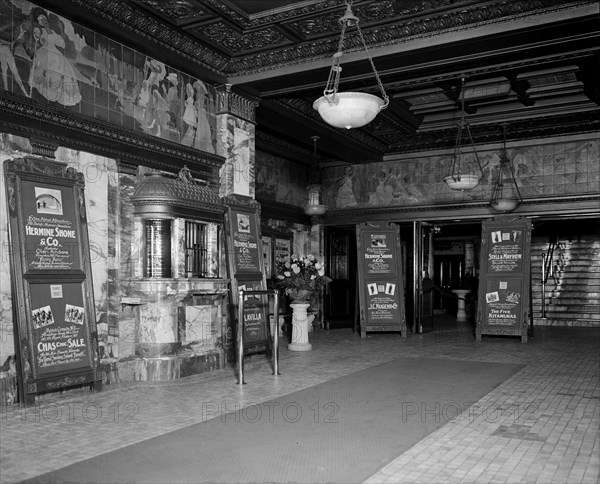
[
  {"xmin": 419, "ymin": 221, "xmax": 481, "ymax": 332},
  {"xmin": 433, "ymin": 254, "xmax": 463, "ymax": 316},
  {"xmin": 324, "ymin": 226, "xmax": 357, "ymax": 329}
]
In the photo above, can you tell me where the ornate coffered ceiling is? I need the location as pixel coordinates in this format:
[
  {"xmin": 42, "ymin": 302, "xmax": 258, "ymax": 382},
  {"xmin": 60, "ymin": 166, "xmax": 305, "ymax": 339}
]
[{"xmin": 35, "ymin": 0, "xmax": 600, "ymax": 164}]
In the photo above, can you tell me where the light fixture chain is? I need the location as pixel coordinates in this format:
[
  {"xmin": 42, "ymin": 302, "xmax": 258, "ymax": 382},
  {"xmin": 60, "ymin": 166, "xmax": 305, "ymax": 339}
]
[
  {"xmin": 324, "ymin": 19, "xmax": 349, "ymax": 99},
  {"xmin": 355, "ymin": 22, "xmax": 389, "ymax": 107}
]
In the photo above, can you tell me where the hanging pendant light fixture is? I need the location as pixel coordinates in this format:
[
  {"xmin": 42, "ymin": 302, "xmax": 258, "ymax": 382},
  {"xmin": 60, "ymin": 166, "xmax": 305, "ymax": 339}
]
[
  {"xmin": 313, "ymin": 0, "xmax": 389, "ymax": 130},
  {"xmin": 445, "ymin": 74, "xmax": 484, "ymax": 191},
  {"xmin": 490, "ymin": 123, "xmax": 523, "ymax": 213},
  {"xmin": 304, "ymin": 136, "xmax": 327, "ymax": 217}
]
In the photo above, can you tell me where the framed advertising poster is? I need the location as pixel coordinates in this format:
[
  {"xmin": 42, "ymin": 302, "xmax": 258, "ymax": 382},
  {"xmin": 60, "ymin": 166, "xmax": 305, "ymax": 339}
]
[
  {"xmin": 356, "ymin": 222, "xmax": 407, "ymax": 340},
  {"xmin": 237, "ymin": 279, "xmax": 270, "ymax": 356},
  {"xmin": 274, "ymin": 237, "xmax": 292, "ymax": 277},
  {"xmin": 262, "ymin": 235, "xmax": 273, "ymax": 278},
  {"xmin": 224, "ymin": 195, "xmax": 271, "ymax": 357},
  {"xmin": 476, "ymin": 215, "xmax": 532, "ymax": 342},
  {"xmin": 4, "ymin": 157, "xmax": 103, "ymax": 405},
  {"xmin": 227, "ymin": 206, "xmax": 262, "ymax": 275}
]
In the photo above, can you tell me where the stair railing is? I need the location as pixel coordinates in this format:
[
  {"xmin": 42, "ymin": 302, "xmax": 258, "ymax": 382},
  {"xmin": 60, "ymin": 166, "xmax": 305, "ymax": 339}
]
[{"xmin": 541, "ymin": 237, "xmax": 564, "ymax": 319}]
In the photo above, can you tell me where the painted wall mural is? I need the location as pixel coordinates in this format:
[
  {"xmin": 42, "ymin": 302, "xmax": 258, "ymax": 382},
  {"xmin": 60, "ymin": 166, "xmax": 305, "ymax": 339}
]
[
  {"xmin": 0, "ymin": 0, "xmax": 217, "ymax": 153},
  {"xmin": 321, "ymin": 138, "xmax": 600, "ymax": 209},
  {"xmin": 255, "ymin": 150, "xmax": 308, "ymax": 206}
]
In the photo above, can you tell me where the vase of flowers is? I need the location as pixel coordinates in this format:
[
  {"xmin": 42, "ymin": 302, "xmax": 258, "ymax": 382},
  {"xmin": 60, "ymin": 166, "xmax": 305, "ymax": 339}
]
[
  {"xmin": 288, "ymin": 288, "xmax": 312, "ymax": 303},
  {"xmin": 275, "ymin": 254, "xmax": 331, "ymax": 303},
  {"xmin": 275, "ymin": 254, "xmax": 331, "ymax": 351}
]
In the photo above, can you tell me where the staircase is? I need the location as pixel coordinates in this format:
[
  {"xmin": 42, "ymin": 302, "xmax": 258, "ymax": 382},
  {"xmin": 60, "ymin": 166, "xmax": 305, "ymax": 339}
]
[{"xmin": 530, "ymin": 236, "xmax": 600, "ymax": 327}]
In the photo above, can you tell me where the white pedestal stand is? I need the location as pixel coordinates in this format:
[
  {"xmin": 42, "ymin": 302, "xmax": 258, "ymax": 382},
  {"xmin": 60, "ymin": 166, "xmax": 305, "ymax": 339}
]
[
  {"xmin": 288, "ymin": 303, "xmax": 314, "ymax": 351},
  {"xmin": 452, "ymin": 289, "xmax": 471, "ymax": 322}
]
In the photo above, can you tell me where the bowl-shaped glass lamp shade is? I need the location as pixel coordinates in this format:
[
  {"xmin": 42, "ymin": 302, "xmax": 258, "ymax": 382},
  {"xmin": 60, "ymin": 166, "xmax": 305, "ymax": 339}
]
[
  {"xmin": 444, "ymin": 174, "xmax": 481, "ymax": 191},
  {"xmin": 304, "ymin": 204, "xmax": 328, "ymax": 216},
  {"xmin": 491, "ymin": 198, "xmax": 520, "ymax": 213},
  {"xmin": 313, "ymin": 92, "xmax": 386, "ymax": 129}
]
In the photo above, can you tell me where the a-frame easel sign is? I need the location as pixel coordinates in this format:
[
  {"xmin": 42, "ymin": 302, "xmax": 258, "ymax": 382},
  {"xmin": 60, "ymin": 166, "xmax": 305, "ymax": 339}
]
[
  {"xmin": 356, "ymin": 222, "xmax": 407, "ymax": 341},
  {"xmin": 223, "ymin": 195, "xmax": 271, "ymax": 357},
  {"xmin": 4, "ymin": 157, "xmax": 103, "ymax": 406},
  {"xmin": 476, "ymin": 215, "xmax": 532, "ymax": 343}
]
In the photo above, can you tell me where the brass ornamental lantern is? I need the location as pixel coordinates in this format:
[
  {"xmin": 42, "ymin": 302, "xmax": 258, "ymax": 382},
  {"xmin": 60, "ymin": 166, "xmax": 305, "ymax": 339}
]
[
  {"xmin": 313, "ymin": 0, "xmax": 389, "ymax": 129},
  {"xmin": 304, "ymin": 136, "xmax": 327, "ymax": 217}
]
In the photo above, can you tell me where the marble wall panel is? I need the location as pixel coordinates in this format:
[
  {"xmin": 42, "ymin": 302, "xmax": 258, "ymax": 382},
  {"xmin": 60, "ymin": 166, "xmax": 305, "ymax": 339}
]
[
  {"xmin": 0, "ymin": 151, "xmax": 15, "ymax": 368},
  {"xmin": 56, "ymin": 148, "xmax": 114, "ymax": 349},
  {"xmin": 138, "ymin": 304, "xmax": 178, "ymax": 344},
  {"xmin": 184, "ymin": 305, "xmax": 218, "ymax": 347}
]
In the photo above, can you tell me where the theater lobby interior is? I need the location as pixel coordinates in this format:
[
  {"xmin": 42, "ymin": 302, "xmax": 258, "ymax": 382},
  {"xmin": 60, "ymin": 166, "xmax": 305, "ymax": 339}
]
[
  {"xmin": 1, "ymin": 322, "xmax": 599, "ymax": 484},
  {"xmin": 0, "ymin": 0, "xmax": 599, "ymax": 483}
]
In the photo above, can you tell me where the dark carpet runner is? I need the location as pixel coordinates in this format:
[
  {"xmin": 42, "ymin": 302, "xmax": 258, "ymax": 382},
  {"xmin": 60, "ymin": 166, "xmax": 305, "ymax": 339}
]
[{"xmin": 23, "ymin": 357, "xmax": 523, "ymax": 484}]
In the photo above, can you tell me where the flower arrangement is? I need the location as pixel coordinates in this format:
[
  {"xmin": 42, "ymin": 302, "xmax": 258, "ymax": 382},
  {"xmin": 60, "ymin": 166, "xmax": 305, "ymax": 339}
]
[{"xmin": 275, "ymin": 254, "xmax": 331, "ymax": 301}]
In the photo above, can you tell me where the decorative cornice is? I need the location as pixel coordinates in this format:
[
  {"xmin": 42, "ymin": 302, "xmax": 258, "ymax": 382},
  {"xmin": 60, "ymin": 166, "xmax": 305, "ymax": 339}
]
[
  {"xmin": 223, "ymin": 0, "xmax": 594, "ymax": 75},
  {"xmin": 67, "ymin": 0, "xmax": 596, "ymax": 77},
  {"xmin": 216, "ymin": 85, "xmax": 259, "ymax": 124},
  {"xmin": 73, "ymin": 0, "xmax": 229, "ymax": 75},
  {"xmin": 139, "ymin": 0, "xmax": 208, "ymax": 21},
  {"xmin": 0, "ymin": 91, "xmax": 225, "ymax": 180},
  {"xmin": 201, "ymin": 0, "xmax": 341, "ymax": 28}
]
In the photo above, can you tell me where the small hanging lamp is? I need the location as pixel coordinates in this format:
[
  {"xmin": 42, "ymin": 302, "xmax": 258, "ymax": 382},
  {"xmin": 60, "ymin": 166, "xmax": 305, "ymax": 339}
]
[
  {"xmin": 444, "ymin": 75, "xmax": 484, "ymax": 191},
  {"xmin": 313, "ymin": 0, "xmax": 389, "ymax": 130},
  {"xmin": 490, "ymin": 123, "xmax": 523, "ymax": 213},
  {"xmin": 304, "ymin": 136, "xmax": 327, "ymax": 217}
]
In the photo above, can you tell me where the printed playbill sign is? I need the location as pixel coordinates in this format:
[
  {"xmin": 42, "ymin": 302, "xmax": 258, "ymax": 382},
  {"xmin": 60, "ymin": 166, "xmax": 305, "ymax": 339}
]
[
  {"xmin": 22, "ymin": 181, "xmax": 82, "ymax": 272},
  {"xmin": 30, "ymin": 282, "xmax": 91, "ymax": 375},
  {"xmin": 356, "ymin": 222, "xmax": 406, "ymax": 340},
  {"xmin": 229, "ymin": 208, "xmax": 261, "ymax": 274},
  {"xmin": 363, "ymin": 232, "xmax": 396, "ymax": 275},
  {"xmin": 241, "ymin": 292, "xmax": 268, "ymax": 349},
  {"xmin": 365, "ymin": 281, "xmax": 400, "ymax": 323},
  {"xmin": 4, "ymin": 157, "xmax": 103, "ymax": 405},
  {"xmin": 223, "ymin": 196, "xmax": 271, "ymax": 358},
  {"xmin": 484, "ymin": 278, "xmax": 521, "ymax": 327},
  {"xmin": 486, "ymin": 227, "xmax": 524, "ymax": 273},
  {"xmin": 477, "ymin": 216, "xmax": 531, "ymax": 342}
]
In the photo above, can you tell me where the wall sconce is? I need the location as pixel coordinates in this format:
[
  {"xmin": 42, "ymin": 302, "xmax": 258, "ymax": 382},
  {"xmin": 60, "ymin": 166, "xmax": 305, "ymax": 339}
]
[
  {"xmin": 313, "ymin": 0, "xmax": 389, "ymax": 129},
  {"xmin": 304, "ymin": 136, "xmax": 327, "ymax": 217},
  {"xmin": 490, "ymin": 123, "xmax": 523, "ymax": 213},
  {"xmin": 445, "ymin": 74, "xmax": 484, "ymax": 191}
]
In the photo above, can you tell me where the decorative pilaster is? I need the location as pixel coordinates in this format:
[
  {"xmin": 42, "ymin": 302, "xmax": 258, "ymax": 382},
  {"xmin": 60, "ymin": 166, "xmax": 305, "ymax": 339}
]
[{"xmin": 216, "ymin": 85, "xmax": 259, "ymax": 198}]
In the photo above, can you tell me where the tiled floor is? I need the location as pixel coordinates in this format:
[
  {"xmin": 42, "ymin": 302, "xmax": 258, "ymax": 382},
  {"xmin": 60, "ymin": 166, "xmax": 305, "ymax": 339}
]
[{"xmin": 1, "ymin": 320, "xmax": 598, "ymax": 484}]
